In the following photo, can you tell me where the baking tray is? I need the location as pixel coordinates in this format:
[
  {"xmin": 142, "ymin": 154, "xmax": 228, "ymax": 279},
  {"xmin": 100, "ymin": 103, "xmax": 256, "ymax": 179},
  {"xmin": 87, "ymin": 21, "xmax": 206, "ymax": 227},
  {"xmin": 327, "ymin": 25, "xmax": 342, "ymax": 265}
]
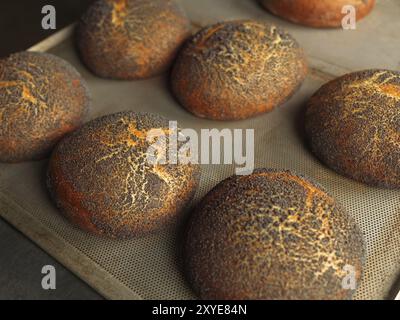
[{"xmin": 0, "ymin": 0, "xmax": 399, "ymax": 300}]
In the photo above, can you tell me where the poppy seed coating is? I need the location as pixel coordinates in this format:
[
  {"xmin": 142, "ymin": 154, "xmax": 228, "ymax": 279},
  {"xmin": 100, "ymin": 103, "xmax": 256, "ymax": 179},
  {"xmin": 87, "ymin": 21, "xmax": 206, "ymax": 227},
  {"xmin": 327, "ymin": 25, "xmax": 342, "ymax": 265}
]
[
  {"xmin": 47, "ymin": 111, "xmax": 200, "ymax": 239},
  {"xmin": 77, "ymin": 0, "xmax": 191, "ymax": 80},
  {"xmin": 171, "ymin": 20, "xmax": 307, "ymax": 120},
  {"xmin": 305, "ymin": 70, "xmax": 400, "ymax": 189},
  {"xmin": 261, "ymin": 0, "xmax": 376, "ymax": 28},
  {"xmin": 0, "ymin": 51, "xmax": 90, "ymax": 163},
  {"xmin": 184, "ymin": 169, "xmax": 365, "ymax": 300}
]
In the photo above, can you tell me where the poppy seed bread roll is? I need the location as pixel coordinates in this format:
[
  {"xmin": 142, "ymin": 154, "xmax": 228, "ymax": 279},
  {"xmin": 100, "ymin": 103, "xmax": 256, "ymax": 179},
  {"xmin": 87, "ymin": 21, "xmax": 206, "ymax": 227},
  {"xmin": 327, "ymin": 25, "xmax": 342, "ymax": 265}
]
[
  {"xmin": 261, "ymin": 0, "xmax": 376, "ymax": 28},
  {"xmin": 305, "ymin": 70, "xmax": 400, "ymax": 189},
  {"xmin": 184, "ymin": 169, "xmax": 365, "ymax": 300},
  {"xmin": 0, "ymin": 51, "xmax": 90, "ymax": 163},
  {"xmin": 47, "ymin": 112, "xmax": 200, "ymax": 239},
  {"xmin": 77, "ymin": 0, "xmax": 191, "ymax": 80},
  {"xmin": 171, "ymin": 20, "xmax": 307, "ymax": 120}
]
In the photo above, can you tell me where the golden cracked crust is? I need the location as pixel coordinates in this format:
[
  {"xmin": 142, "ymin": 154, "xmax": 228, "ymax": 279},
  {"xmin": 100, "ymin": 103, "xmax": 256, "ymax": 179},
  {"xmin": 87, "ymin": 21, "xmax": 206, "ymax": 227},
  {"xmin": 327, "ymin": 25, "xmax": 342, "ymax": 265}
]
[
  {"xmin": 77, "ymin": 0, "xmax": 191, "ymax": 80},
  {"xmin": 171, "ymin": 20, "xmax": 307, "ymax": 120},
  {"xmin": 184, "ymin": 169, "xmax": 365, "ymax": 300},
  {"xmin": 0, "ymin": 51, "xmax": 90, "ymax": 163},
  {"xmin": 261, "ymin": 0, "xmax": 376, "ymax": 28},
  {"xmin": 305, "ymin": 69, "xmax": 400, "ymax": 189},
  {"xmin": 47, "ymin": 111, "xmax": 200, "ymax": 239}
]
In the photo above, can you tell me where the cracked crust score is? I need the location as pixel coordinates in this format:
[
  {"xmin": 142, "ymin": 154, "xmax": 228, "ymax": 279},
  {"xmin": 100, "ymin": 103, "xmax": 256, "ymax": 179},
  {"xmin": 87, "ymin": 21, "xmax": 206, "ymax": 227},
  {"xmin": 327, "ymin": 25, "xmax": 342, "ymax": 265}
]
[
  {"xmin": 305, "ymin": 69, "xmax": 400, "ymax": 189},
  {"xmin": 47, "ymin": 111, "xmax": 200, "ymax": 239},
  {"xmin": 0, "ymin": 51, "xmax": 90, "ymax": 163},
  {"xmin": 261, "ymin": 0, "xmax": 376, "ymax": 28},
  {"xmin": 184, "ymin": 169, "xmax": 365, "ymax": 300},
  {"xmin": 171, "ymin": 20, "xmax": 307, "ymax": 121},
  {"xmin": 77, "ymin": 0, "xmax": 191, "ymax": 80}
]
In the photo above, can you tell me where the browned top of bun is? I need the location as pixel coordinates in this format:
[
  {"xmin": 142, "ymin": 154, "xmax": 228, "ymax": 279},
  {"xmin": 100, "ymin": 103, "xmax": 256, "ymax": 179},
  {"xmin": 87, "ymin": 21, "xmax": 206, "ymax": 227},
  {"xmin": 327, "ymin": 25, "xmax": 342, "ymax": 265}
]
[
  {"xmin": 0, "ymin": 51, "xmax": 90, "ymax": 162},
  {"xmin": 47, "ymin": 111, "xmax": 200, "ymax": 238},
  {"xmin": 184, "ymin": 169, "xmax": 364, "ymax": 300},
  {"xmin": 306, "ymin": 69, "xmax": 400, "ymax": 189},
  {"xmin": 171, "ymin": 20, "xmax": 307, "ymax": 120},
  {"xmin": 77, "ymin": 0, "xmax": 191, "ymax": 79},
  {"xmin": 262, "ymin": 0, "xmax": 376, "ymax": 28}
]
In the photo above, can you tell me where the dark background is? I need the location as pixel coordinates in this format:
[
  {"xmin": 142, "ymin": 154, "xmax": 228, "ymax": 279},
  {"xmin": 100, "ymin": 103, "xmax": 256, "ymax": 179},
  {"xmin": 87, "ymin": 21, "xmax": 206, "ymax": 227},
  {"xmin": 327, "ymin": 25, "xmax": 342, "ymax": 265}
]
[
  {"xmin": 0, "ymin": 0, "xmax": 95, "ymax": 57},
  {"xmin": 0, "ymin": 0, "xmax": 102, "ymax": 300}
]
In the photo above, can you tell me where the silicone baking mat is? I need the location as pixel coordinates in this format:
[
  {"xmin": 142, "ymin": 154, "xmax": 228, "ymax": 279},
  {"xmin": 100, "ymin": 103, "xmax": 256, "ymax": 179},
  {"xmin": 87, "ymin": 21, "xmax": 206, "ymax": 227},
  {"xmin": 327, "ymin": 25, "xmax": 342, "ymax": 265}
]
[{"xmin": 0, "ymin": 0, "xmax": 399, "ymax": 300}]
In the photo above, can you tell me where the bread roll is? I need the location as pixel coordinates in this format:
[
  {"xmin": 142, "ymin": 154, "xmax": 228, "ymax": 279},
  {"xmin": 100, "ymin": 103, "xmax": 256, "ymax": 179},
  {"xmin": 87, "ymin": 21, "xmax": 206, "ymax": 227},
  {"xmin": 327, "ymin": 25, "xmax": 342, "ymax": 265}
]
[
  {"xmin": 305, "ymin": 69, "xmax": 400, "ymax": 189},
  {"xmin": 184, "ymin": 169, "xmax": 365, "ymax": 300},
  {"xmin": 77, "ymin": 0, "xmax": 191, "ymax": 80},
  {"xmin": 171, "ymin": 20, "xmax": 307, "ymax": 120},
  {"xmin": 0, "ymin": 52, "xmax": 90, "ymax": 163},
  {"xmin": 261, "ymin": 0, "xmax": 376, "ymax": 28},
  {"xmin": 47, "ymin": 111, "xmax": 200, "ymax": 238}
]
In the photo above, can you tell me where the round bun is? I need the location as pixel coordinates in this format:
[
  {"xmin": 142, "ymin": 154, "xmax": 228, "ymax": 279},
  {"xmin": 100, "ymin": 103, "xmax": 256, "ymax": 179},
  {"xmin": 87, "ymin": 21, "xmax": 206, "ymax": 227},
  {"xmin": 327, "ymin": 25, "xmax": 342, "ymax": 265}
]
[
  {"xmin": 47, "ymin": 111, "xmax": 200, "ymax": 239},
  {"xmin": 77, "ymin": 0, "xmax": 191, "ymax": 80},
  {"xmin": 305, "ymin": 69, "xmax": 400, "ymax": 189},
  {"xmin": 184, "ymin": 169, "xmax": 364, "ymax": 300},
  {"xmin": 171, "ymin": 20, "xmax": 307, "ymax": 120},
  {"xmin": 261, "ymin": 0, "xmax": 376, "ymax": 28},
  {"xmin": 0, "ymin": 51, "xmax": 90, "ymax": 163}
]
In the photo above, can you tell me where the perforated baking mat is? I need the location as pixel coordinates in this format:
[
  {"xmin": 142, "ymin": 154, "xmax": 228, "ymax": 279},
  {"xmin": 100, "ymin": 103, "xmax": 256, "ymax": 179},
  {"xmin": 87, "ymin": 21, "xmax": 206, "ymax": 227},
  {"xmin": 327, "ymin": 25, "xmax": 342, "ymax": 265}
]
[{"xmin": 0, "ymin": 0, "xmax": 399, "ymax": 300}]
